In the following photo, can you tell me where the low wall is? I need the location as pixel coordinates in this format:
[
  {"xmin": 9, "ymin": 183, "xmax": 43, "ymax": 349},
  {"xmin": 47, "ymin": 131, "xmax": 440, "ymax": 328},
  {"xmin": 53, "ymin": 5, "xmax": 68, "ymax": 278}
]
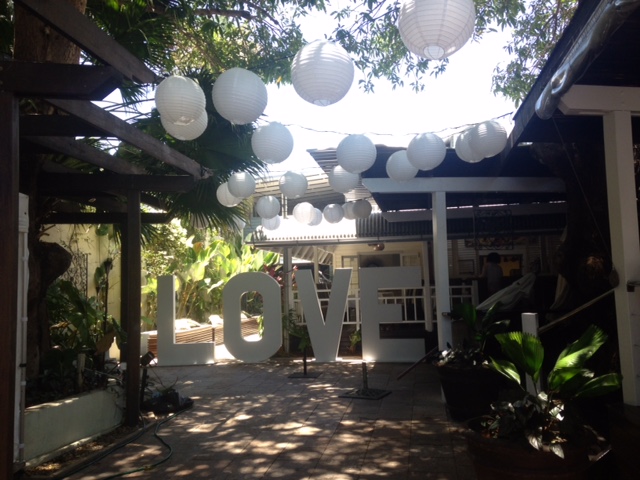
[{"xmin": 24, "ymin": 386, "xmax": 124, "ymax": 465}]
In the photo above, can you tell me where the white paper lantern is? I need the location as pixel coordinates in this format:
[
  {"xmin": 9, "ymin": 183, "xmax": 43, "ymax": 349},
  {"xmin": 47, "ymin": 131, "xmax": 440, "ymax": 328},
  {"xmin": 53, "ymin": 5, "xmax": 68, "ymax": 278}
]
[
  {"xmin": 352, "ymin": 199, "xmax": 372, "ymax": 219},
  {"xmin": 291, "ymin": 40, "xmax": 355, "ymax": 106},
  {"xmin": 397, "ymin": 0, "xmax": 476, "ymax": 60},
  {"xmin": 251, "ymin": 122, "xmax": 294, "ymax": 164},
  {"xmin": 323, "ymin": 204, "xmax": 344, "ymax": 224},
  {"xmin": 155, "ymin": 75, "xmax": 206, "ymax": 125},
  {"xmin": 336, "ymin": 134, "xmax": 377, "ymax": 174},
  {"xmin": 227, "ymin": 172, "xmax": 256, "ymax": 198},
  {"xmin": 279, "ymin": 171, "xmax": 308, "ymax": 199},
  {"xmin": 468, "ymin": 120, "xmax": 508, "ymax": 158},
  {"xmin": 255, "ymin": 195, "xmax": 280, "ymax": 219},
  {"xmin": 262, "ymin": 215, "xmax": 281, "ymax": 230},
  {"xmin": 309, "ymin": 208, "xmax": 323, "ymax": 226},
  {"xmin": 293, "ymin": 202, "xmax": 316, "ymax": 225},
  {"xmin": 328, "ymin": 166, "xmax": 360, "ymax": 194},
  {"xmin": 161, "ymin": 111, "xmax": 208, "ymax": 141},
  {"xmin": 216, "ymin": 182, "xmax": 241, "ymax": 207},
  {"xmin": 211, "ymin": 67, "xmax": 268, "ymax": 125},
  {"xmin": 407, "ymin": 133, "xmax": 446, "ymax": 170},
  {"xmin": 386, "ymin": 150, "xmax": 418, "ymax": 181},
  {"xmin": 343, "ymin": 202, "xmax": 356, "ymax": 220},
  {"xmin": 455, "ymin": 129, "xmax": 484, "ymax": 163}
]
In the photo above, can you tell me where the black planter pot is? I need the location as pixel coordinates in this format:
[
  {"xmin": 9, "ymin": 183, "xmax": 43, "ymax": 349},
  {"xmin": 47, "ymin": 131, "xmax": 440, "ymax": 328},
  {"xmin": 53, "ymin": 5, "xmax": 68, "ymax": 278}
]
[
  {"xmin": 465, "ymin": 422, "xmax": 592, "ymax": 480},
  {"xmin": 435, "ymin": 363, "xmax": 504, "ymax": 422}
]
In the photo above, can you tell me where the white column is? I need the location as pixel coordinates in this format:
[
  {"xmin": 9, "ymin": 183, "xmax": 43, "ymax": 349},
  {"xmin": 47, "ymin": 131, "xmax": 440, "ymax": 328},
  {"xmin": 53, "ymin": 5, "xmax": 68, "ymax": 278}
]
[
  {"xmin": 421, "ymin": 241, "xmax": 433, "ymax": 331},
  {"xmin": 603, "ymin": 110, "xmax": 640, "ymax": 405},
  {"xmin": 432, "ymin": 191, "xmax": 452, "ymax": 349}
]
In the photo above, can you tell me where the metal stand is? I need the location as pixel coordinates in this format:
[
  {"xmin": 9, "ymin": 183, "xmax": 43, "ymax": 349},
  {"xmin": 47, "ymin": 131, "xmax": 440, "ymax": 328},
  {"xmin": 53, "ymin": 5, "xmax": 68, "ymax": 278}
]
[
  {"xmin": 288, "ymin": 348, "xmax": 322, "ymax": 379},
  {"xmin": 340, "ymin": 361, "xmax": 391, "ymax": 400}
]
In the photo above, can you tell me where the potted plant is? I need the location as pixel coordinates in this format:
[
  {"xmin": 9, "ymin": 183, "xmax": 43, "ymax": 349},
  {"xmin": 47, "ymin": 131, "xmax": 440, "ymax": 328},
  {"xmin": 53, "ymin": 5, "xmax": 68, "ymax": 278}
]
[
  {"xmin": 465, "ymin": 325, "xmax": 622, "ymax": 479},
  {"xmin": 434, "ymin": 301, "xmax": 511, "ymax": 421}
]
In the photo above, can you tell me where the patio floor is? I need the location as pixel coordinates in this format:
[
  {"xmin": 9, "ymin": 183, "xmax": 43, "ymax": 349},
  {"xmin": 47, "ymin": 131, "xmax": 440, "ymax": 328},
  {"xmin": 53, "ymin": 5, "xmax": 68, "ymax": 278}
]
[{"xmin": 63, "ymin": 358, "xmax": 476, "ymax": 479}]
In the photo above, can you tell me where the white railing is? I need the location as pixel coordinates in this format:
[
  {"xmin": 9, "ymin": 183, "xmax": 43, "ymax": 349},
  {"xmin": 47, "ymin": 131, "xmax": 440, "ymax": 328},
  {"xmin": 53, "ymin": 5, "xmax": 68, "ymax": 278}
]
[{"xmin": 293, "ymin": 281, "xmax": 478, "ymax": 329}]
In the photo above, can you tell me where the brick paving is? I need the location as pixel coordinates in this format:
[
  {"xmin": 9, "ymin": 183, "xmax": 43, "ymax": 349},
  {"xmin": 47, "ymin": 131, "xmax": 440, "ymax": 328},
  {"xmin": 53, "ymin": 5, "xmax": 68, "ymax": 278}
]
[{"xmin": 63, "ymin": 359, "xmax": 476, "ymax": 479}]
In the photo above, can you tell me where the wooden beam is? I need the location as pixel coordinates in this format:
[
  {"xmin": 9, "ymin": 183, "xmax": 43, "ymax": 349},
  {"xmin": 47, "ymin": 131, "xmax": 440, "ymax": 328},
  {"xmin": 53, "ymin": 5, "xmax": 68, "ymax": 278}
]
[
  {"xmin": 27, "ymin": 137, "xmax": 147, "ymax": 175},
  {"xmin": 15, "ymin": 0, "xmax": 157, "ymax": 84},
  {"xmin": 0, "ymin": 61, "xmax": 122, "ymax": 100},
  {"xmin": 47, "ymin": 99, "xmax": 206, "ymax": 179},
  {"xmin": 47, "ymin": 212, "xmax": 170, "ymax": 224},
  {"xmin": 20, "ymin": 115, "xmax": 108, "ymax": 138},
  {"xmin": 559, "ymin": 85, "xmax": 640, "ymax": 116},
  {"xmin": 38, "ymin": 173, "xmax": 196, "ymax": 193},
  {"xmin": 0, "ymin": 93, "xmax": 19, "ymax": 477}
]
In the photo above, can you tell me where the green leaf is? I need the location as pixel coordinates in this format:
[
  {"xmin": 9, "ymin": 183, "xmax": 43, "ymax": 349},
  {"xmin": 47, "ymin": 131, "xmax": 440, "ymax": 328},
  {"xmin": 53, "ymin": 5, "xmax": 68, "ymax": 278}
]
[
  {"xmin": 574, "ymin": 373, "xmax": 623, "ymax": 399},
  {"xmin": 495, "ymin": 331, "xmax": 544, "ymax": 382},
  {"xmin": 547, "ymin": 367, "xmax": 589, "ymax": 391},
  {"xmin": 554, "ymin": 324, "xmax": 607, "ymax": 370},
  {"xmin": 490, "ymin": 357, "xmax": 521, "ymax": 386}
]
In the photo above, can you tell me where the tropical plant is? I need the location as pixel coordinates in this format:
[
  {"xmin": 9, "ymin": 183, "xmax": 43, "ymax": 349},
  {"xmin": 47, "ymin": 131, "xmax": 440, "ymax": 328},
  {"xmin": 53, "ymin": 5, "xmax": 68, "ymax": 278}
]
[
  {"xmin": 436, "ymin": 301, "xmax": 509, "ymax": 367},
  {"xmin": 483, "ymin": 325, "xmax": 622, "ymax": 458}
]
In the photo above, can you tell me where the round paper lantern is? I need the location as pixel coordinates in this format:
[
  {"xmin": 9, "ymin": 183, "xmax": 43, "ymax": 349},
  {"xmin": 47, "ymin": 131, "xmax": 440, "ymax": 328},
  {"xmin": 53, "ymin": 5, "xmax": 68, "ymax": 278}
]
[
  {"xmin": 161, "ymin": 111, "xmax": 208, "ymax": 141},
  {"xmin": 386, "ymin": 150, "xmax": 418, "ymax": 181},
  {"xmin": 211, "ymin": 67, "xmax": 268, "ymax": 125},
  {"xmin": 155, "ymin": 75, "xmax": 206, "ymax": 125},
  {"xmin": 468, "ymin": 120, "xmax": 508, "ymax": 158},
  {"xmin": 455, "ymin": 129, "xmax": 483, "ymax": 163},
  {"xmin": 293, "ymin": 202, "xmax": 316, "ymax": 225},
  {"xmin": 343, "ymin": 202, "xmax": 356, "ymax": 220},
  {"xmin": 227, "ymin": 172, "xmax": 256, "ymax": 198},
  {"xmin": 291, "ymin": 40, "xmax": 355, "ymax": 106},
  {"xmin": 216, "ymin": 182, "xmax": 241, "ymax": 207},
  {"xmin": 279, "ymin": 171, "xmax": 308, "ymax": 199},
  {"xmin": 352, "ymin": 199, "xmax": 372, "ymax": 219},
  {"xmin": 328, "ymin": 166, "xmax": 360, "ymax": 194},
  {"xmin": 407, "ymin": 133, "xmax": 446, "ymax": 170},
  {"xmin": 262, "ymin": 215, "xmax": 281, "ymax": 230},
  {"xmin": 255, "ymin": 195, "xmax": 280, "ymax": 219},
  {"xmin": 323, "ymin": 204, "xmax": 344, "ymax": 224},
  {"xmin": 251, "ymin": 122, "xmax": 294, "ymax": 164},
  {"xmin": 397, "ymin": 0, "xmax": 476, "ymax": 60},
  {"xmin": 336, "ymin": 134, "xmax": 377, "ymax": 174},
  {"xmin": 309, "ymin": 208, "xmax": 323, "ymax": 226}
]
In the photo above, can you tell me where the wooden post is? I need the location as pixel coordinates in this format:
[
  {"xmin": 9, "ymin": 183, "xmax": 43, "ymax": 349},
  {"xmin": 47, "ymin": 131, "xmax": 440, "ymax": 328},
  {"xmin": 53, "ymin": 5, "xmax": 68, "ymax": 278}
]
[{"xmin": 0, "ymin": 93, "xmax": 20, "ymax": 476}]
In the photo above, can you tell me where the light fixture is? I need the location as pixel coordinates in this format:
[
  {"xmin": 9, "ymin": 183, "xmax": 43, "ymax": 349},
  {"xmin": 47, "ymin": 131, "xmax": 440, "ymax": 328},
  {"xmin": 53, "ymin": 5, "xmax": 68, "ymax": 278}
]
[
  {"xmin": 161, "ymin": 111, "xmax": 208, "ymax": 141},
  {"xmin": 255, "ymin": 195, "xmax": 280, "ymax": 219},
  {"xmin": 397, "ymin": 0, "xmax": 476, "ymax": 60},
  {"xmin": 211, "ymin": 67, "xmax": 268, "ymax": 125},
  {"xmin": 323, "ymin": 204, "xmax": 344, "ymax": 224},
  {"xmin": 262, "ymin": 215, "xmax": 281, "ymax": 230},
  {"xmin": 407, "ymin": 132, "xmax": 446, "ymax": 170},
  {"xmin": 468, "ymin": 120, "xmax": 508, "ymax": 158},
  {"xmin": 293, "ymin": 202, "xmax": 316, "ymax": 224},
  {"xmin": 368, "ymin": 243, "xmax": 385, "ymax": 251},
  {"xmin": 216, "ymin": 182, "xmax": 241, "ymax": 207},
  {"xmin": 251, "ymin": 122, "xmax": 294, "ymax": 164},
  {"xmin": 386, "ymin": 150, "xmax": 418, "ymax": 181},
  {"xmin": 309, "ymin": 208, "xmax": 323, "ymax": 226},
  {"xmin": 343, "ymin": 202, "xmax": 356, "ymax": 220},
  {"xmin": 279, "ymin": 171, "xmax": 308, "ymax": 198},
  {"xmin": 455, "ymin": 129, "xmax": 483, "ymax": 163},
  {"xmin": 155, "ymin": 75, "xmax": 206, "ymax": 125},
  {"xmin": 352, "ymin": 199, "xmax": 372, "ymax": 219},
  {"xmin": 328, "ymin": 166, "xmax": 360, "ymax": 194},
  {"xmin": 336, "ymin": 134, "xmax": 377, "ymax": 174},
  {"xmin": 227, "ymin": 172, "xmax": 256, "ymax": 198},
  {"xmin": 291, "ymin": 40, "xmax": 355, "ymax": 106}
]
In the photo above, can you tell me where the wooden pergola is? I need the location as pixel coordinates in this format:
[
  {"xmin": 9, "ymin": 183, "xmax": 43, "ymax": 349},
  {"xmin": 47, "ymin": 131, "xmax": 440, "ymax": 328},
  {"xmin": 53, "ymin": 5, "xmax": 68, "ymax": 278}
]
[{"xmin": 0, "ymin": 1, "xmax": 209, "ymax": 476}]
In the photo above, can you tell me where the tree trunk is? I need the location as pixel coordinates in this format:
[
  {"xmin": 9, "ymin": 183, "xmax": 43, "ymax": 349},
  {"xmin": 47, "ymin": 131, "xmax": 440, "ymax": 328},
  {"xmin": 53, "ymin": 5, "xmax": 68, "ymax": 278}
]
[{"xmin": 13, "ymin": 0, "xmax": 87, "ymax": 378}]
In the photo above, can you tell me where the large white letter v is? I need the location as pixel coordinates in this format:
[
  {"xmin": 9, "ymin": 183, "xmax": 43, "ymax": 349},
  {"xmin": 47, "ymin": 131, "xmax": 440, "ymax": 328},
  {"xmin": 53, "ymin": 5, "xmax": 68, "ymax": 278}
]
[{"xmin": 296, "ymin": 268, "xmax": 352, "ymax": 362}]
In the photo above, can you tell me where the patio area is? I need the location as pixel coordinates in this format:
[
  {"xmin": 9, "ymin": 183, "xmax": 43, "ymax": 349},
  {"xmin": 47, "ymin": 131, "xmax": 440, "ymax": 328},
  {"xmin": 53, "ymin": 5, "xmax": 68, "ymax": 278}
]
[{"xmin": 61, "ymin": 359, "xmax": 475, "ymax": 479}]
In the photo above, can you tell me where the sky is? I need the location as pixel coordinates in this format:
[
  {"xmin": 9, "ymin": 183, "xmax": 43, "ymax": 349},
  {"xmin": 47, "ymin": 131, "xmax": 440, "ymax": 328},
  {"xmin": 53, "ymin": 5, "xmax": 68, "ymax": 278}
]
[{"xmin": 259, "ymin": 12, "xmax": 518, "ymax": 178}]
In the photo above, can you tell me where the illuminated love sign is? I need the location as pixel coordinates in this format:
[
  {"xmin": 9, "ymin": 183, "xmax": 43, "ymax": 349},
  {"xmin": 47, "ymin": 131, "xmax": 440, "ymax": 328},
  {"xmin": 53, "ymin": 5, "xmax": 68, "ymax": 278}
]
[{"xmin": 156, "ymin": 266, "xmax": 424, "ymax": 364}]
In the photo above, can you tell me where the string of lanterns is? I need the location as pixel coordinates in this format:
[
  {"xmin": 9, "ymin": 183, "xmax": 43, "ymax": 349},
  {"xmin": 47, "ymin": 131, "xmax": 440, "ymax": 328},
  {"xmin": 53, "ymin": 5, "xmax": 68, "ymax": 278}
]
[{"xmin": 154, "ymin": 1, "xmax": 509, "ymax": 229}]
